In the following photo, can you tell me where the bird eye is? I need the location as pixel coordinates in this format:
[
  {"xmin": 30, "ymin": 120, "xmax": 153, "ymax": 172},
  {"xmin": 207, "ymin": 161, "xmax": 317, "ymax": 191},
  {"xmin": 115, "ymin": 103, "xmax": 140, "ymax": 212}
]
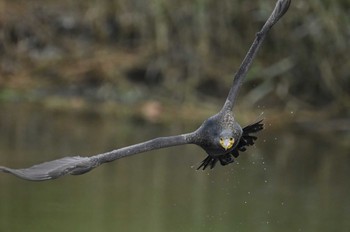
[{"xmin": 229, "ymin": 138, "xmax": 233, "ymax": 141}]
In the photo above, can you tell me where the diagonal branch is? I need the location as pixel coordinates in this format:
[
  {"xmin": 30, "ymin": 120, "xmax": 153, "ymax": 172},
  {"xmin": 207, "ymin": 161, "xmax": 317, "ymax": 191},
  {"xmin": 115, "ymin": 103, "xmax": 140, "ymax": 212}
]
[{"xmin": 221, "ymin": 0, "xmax": 291, "ymax": 113}]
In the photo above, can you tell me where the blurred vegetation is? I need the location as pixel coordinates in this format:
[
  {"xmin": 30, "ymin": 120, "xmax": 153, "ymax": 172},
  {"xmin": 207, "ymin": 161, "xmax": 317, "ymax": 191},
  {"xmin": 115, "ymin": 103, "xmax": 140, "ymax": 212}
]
[{"xmin": 0, "ymin": 0, "xmax": 349, "ymax": 118}]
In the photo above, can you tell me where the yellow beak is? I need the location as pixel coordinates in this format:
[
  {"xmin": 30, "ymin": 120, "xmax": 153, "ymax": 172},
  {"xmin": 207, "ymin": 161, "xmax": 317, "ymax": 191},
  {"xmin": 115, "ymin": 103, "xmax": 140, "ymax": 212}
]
[{"xmin": 220, "ymin": 138, "xmax": 234, "ymax": 150}]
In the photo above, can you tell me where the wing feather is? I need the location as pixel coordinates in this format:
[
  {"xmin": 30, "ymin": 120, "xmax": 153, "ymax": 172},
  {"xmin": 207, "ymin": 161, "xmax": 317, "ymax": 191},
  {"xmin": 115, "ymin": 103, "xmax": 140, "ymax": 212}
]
[
  {"xmin": 221, "ymin": 0, "xmax": 290, "ymax": 112},
  {"xmin": 0, "ymin": 156, "xmax": 95, "ymax": 181},
  {"xmin": 0, "ymin": 133, "xmax": 196, "ymax": 181}
]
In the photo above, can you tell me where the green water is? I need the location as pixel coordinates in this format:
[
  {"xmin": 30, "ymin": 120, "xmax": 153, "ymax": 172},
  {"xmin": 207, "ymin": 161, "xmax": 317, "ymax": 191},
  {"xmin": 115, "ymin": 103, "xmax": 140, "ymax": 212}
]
[{"xmin": 0, "ymin": 103, "xmax": 349, "ymax": 232}]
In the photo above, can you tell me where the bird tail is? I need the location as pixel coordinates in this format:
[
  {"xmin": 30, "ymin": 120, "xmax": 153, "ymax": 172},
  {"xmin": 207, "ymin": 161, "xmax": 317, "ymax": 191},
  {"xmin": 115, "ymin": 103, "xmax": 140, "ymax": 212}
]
[{"xmin": 242, "ymin": 119, "xmax": 264, "ymax": 134}]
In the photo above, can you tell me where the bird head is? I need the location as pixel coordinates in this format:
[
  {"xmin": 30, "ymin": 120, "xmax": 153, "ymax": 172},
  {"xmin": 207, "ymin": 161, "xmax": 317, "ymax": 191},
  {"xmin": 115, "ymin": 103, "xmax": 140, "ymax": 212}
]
[
  {"xmin": 195, "ymin": 112, "xmax": 243, "ymax": 155},
  {"xmin": 219, "ymin": 130, "xmax": 236, "ymax": 151},
  {"xmin": 217, "ymin": 116, "xmax": 243, "ymax": 151}
]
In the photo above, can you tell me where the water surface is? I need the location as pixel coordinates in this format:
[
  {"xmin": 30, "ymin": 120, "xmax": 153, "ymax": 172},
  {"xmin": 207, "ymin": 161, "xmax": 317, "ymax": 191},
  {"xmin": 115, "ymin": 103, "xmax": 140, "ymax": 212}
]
[{"xmin": 0, "ymin": 103, "xmax": 349, "ymax": 232}]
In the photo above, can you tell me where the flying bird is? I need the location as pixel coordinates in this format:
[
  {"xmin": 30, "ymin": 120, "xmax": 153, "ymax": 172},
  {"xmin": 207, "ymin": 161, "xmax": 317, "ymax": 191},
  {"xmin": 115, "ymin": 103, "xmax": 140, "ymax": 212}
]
[{"xmin": 0, "ymin": 0, "xmax": 291, "ymax": 181}]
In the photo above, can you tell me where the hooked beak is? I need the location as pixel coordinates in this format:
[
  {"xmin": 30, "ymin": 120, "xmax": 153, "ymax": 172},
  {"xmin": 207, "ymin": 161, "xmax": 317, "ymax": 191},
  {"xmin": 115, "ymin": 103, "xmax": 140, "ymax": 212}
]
[{"xmin": 220, "ymin": 138, "xmax": 234, "ymax": 150}]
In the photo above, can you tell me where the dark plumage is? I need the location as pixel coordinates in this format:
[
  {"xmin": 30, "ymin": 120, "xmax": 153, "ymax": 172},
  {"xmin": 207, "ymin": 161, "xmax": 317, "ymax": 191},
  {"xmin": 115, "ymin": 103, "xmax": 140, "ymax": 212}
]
[
  {"xmin": 0, "ymin": 0, "xmax": 290, "ymax": 181},
  {"xmin": 197, "ymin": 119, "xmax": 264, "ymax": 170}
]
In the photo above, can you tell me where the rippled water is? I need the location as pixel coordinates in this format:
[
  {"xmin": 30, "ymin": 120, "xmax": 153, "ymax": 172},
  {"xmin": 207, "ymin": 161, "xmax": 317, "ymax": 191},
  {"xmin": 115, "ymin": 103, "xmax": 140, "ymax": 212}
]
[{"xmin": 0, "ymin": 103, "xmax": 349, "ymax": 232}]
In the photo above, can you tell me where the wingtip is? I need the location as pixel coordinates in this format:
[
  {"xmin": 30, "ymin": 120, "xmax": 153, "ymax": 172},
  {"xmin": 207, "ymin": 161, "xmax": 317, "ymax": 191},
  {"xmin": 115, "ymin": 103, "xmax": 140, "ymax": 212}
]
[
  {"xmin": 0, "ymin": 156, "xmax": 95, "ymax": 181},
  {"xmin": 273, "ymin": 0, "xmax": 291, "ymax": 22},
  {"xmin": 0, "ymin": 165, "xmax": 53, "ymax": 181}
]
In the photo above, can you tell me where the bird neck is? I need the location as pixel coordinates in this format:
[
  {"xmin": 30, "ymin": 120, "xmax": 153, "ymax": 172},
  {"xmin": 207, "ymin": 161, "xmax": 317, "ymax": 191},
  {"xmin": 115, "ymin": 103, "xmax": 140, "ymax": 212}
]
[{"xmin": 218, "ymin": 108, "xmax": 235, "ymax": 122}]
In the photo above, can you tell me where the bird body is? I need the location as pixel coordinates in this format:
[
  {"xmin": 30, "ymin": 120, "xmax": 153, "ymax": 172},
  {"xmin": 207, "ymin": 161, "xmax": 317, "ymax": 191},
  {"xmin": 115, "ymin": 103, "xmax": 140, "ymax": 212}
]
[
  {"xmin": 195, "ymin": 110, "xmax": 263, "ymax": 170},
  {"xmin": 195, "ymin": 111, "xmax": 241, "ymax": 156},
  {"xmin": 0, "ymin": 0, "xmax": 291, "ymax": 181}
]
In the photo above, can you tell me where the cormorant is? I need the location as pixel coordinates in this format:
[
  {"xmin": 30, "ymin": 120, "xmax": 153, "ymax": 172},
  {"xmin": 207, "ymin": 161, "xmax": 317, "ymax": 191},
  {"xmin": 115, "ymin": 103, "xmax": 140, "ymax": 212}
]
[{"xmin": 0, "ymin": 0, "xmax": 291, "ymax": 181}]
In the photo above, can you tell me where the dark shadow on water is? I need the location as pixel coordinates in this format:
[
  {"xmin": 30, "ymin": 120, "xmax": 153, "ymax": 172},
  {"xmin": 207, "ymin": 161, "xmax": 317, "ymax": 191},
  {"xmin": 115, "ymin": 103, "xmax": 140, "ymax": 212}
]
[{"xmin": 0, "ymin": 103, "xmax": 349, "ymax": 232}]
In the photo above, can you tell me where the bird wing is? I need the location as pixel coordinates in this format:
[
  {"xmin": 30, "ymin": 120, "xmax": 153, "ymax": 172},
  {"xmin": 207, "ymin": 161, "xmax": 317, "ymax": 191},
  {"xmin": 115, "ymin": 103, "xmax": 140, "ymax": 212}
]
[
  {"xmin": 0, "ymin": 133, "xmax": 196, "ymax": 181},
  {"xmin": 0, "ymin": 156, "xmax": 94, "ymax": 181},
  {"xmin": 221, "ymin": 0, "xmax": 291, "ymax": 112}
]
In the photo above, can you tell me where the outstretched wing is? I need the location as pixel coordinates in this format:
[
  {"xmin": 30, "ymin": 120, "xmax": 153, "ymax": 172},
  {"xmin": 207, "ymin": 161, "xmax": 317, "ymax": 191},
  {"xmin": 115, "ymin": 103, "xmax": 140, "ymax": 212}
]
[
  {"xmin": 0, "ymin": 156, "xmax": 94, "ymax": 181},
  {"xmin": 0, "ymin": 133, "xmax": 196, "ymax": 181},
  {"xmin": 221, "ymin": 0, "xmax": 291, "ymax": 112}
]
